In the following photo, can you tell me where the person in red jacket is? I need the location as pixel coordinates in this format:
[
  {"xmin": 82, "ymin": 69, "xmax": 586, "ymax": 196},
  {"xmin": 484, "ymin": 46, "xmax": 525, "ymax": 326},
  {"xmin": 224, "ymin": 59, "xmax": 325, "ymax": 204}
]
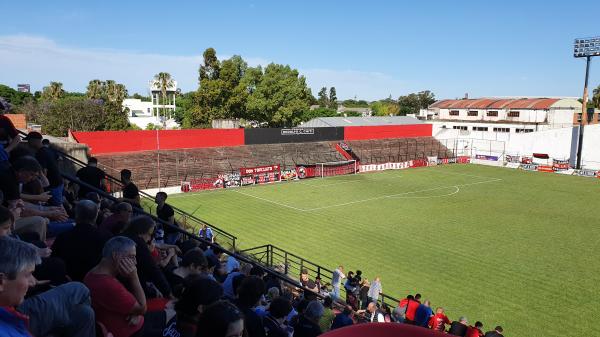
[
  {"xmin": 405, "ymin": 294, "xmax": 421, "ymax": 324},
  {"xmin": 466, "ymin": 321, "xmax": 484, "ymax": 337},
  {"xmin": 429, "ymin": 307, "xmax": 451, "ymax": 332}
]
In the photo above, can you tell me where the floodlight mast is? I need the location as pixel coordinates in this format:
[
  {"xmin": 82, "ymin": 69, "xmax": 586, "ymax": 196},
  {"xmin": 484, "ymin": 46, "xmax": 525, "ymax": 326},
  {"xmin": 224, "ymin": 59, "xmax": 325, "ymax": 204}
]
[{"xmin": 573, "ymin": 36, "xmax": 599, "ymax": 169}]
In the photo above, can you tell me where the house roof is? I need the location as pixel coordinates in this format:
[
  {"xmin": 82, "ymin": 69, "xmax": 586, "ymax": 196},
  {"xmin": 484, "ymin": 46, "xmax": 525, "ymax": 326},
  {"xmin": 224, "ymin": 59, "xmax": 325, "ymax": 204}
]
[
  {"xmin": 429, "ymin": 98, "xmax": 567, "ymax": 110},
  {"xmin": 300, "ymin": 116, "xmax": 423, "ymax": 127}
]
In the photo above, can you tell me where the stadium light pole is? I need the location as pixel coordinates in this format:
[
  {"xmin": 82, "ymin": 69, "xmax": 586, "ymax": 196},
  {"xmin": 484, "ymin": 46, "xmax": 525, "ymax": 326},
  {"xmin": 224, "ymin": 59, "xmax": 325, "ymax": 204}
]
[{"xmin": 573, "ymin": 36, "xmax": 600, "ymax": 169}]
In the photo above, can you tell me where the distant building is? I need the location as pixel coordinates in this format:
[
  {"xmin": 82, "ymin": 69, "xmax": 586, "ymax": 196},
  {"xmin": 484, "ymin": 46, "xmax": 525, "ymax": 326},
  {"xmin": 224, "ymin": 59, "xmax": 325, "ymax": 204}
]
[
  {"xmin": 150, "ymin": 80, "xmax": 178, "ymax": 119},
  {"xmin": 337, "ymin": 106, "xmax": 372, "ymax": 117},
  {"xmin": 301, "ymin": 116, "xmax": 421, "ymax": 128},
  {"xmin": 17, "ymin": 84, "xmax": 30, "ymax": 93},
  {"xmin": 121, "ymin": 78, "xmax": 180, "ymax": 129}
]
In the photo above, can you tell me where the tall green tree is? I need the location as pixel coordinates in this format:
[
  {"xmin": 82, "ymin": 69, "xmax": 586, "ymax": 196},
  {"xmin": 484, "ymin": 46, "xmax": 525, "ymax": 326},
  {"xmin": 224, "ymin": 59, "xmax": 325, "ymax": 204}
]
[
  {"xmin": 328, "ymin": 87, "xmax": 338, "ymax": 110},
  {"xmin": 397, "ymin": 90, "xmax": 436, "ymax": 115},
  {"xmin": 199, "ymin": 48, "xmax": 220, "ymax": 81},
  {"xmin": 0, "ymin": 84, "xmax": 34, "ymax": 110},
  {"xmin": 41, "ymin": 82, "xmax": 65, "ymax": 101},
  {"xmin": 152, "ymin": 72, "xmax": 175, "ymax": 123},
  {"xmin": 592, "ymin": 84, "xmax": 600, "ymax": 109},
  {"xmin": 317, "ymin": 87, "xmax": 328, "ymax": 107},
  {"xmin": 86, "ymin": 79, "xmax": 105, "ymax": 100}
]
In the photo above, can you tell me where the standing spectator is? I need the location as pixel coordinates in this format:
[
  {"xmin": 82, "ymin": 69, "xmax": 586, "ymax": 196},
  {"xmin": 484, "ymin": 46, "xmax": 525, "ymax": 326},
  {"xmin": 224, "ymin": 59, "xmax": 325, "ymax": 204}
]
[
  {"xmin": 367, "ymin": 276, "xmax": 382, "ymax": 305},
  {"xmin": 100, "ymin": 202, "xmax": 132, "ymax": 235},
  {"xmin": 263, "ymin": 297, "xmax": 293, "ymax": 337},
  {"xmin": 198, "ymin": 224, "xmax": 214, "ymax": 243},
  {"xmin": 415, "ymin": 300, "xmax": 433, "ymax": 327},
  {"xmin": 120, "ymin": 169, "xmax": 140, "ymax": 208},
  {"xmin": 484, "ymin": 326, "xmax": 504, "ymax": 337},
  {"xmin": 318, "ymin": 296, "xmax": 335, "ymax": 333},
  {"xmin": 466, "ymin": 321, "xmax": 484, "ymax": 337},
  {"xmin": 331, "ymin": 265, "xmax": 345, "ymax": 301},
  {"xmin": 449, "ymin": 316, "xmax": 469, "ymax": 336},
  {"xmin": 25, "ymin": 132, "xmax": 63, "ymax": 206},
  {"xmin": 429, "ymin": 307, "xmax": 451, "ymax": 332},
  {"xmin": 84, "ymin": 236, "xmax": 149, "ymax": 337},
  {"xmin": 235, "ymin": 276, "xmax": 266, "ymax": 337},
  {"xmin": 0, "ymin": 236, "xmax": 40, "ymax": 336},
  {"xmin": 330, "ymin": 305, "xmax": 354, "ymax": 330},
  {"xmin": 196, "ymin": 300, "xmax": 244, "ymax": 337},
  {"xmin": 51, "ymin": 200, "xmax": 112, "ymax": 282},
  {"xmin": 75, "ymin": 157, "xmax": 106, "ymax": 199},
  {"xmin": 358, "ymin": 279, "xmax": 370, "ymax": 310},
  {"xmin": 299, "ymin": 268, "xmax": 309, "ymax": 287},
  {"xmin": 405, "ymin": 293, "xmax": 421, "ymax": 324},
  {"xmin": 123, "ymin": 215, "xmax": 172, "ymax": 298},
  {"xmin": 155, "ymin": 192, "xmax": 181, "ymax": 244},
  {"xmin": 294, "ymin": 300, "xmax": 323, "ymax": 337}
]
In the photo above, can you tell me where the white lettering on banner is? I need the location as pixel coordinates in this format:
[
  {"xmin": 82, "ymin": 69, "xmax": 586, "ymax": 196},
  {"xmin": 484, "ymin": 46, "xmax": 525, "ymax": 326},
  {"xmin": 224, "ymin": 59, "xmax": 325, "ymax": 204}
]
[{"xmin": 281, "ymin": 128, "xmax": 315, "ymax": 135}]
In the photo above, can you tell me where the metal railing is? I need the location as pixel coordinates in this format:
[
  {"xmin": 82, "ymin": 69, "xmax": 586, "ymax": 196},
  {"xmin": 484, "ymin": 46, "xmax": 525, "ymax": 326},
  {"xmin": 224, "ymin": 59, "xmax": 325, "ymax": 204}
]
[{"xmin": 240, "ymin": 244, "xmax": 400, "ymax": 309}]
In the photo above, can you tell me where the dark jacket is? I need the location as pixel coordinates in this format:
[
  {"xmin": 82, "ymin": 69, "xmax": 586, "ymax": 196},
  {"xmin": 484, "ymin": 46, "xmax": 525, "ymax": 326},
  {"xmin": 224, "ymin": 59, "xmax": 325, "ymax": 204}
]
[{"xmin": 126, "ymin": 234, "xmax": 172, "ymax": 298}]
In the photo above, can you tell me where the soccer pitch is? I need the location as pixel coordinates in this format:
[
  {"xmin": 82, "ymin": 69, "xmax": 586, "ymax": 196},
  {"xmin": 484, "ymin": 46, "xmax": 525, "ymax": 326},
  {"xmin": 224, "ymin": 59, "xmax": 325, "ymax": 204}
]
[{"xmin": 167, "ymin": 164, "xmax": 600, "ymax": 337}]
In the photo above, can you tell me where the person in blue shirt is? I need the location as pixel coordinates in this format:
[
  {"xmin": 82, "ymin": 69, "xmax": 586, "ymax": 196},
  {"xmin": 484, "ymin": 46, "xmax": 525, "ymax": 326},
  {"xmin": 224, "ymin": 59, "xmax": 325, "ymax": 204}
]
[
  {"xmin": 330, "ymin": 305, "xmax": 354, "ymax": 330},
  {"xmin": 414, "ymin": 299, "xmax": 433, "ymax": 327}
]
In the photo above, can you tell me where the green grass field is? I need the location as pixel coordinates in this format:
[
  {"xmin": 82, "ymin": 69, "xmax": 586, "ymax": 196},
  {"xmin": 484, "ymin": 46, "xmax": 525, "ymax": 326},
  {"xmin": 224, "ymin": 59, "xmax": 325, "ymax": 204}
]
[{"xmin": 167, "ymin": 164, "xmax": 600, "ymax": 337}]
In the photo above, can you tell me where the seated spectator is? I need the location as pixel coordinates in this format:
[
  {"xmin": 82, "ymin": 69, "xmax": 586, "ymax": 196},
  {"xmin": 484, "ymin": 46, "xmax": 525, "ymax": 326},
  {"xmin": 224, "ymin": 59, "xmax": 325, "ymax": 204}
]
[
  {"xmin": 394, "ymin": 294, "xmax": 414, "ymax": 323},
  {"xmin": 223, "ymin": 263, "xmax": 252, "ymax": 299},
  {"xmin": 75, "ymin": 157, "xmax": 106, "ymax": 199},
  {"xmin": 163, "ymin": 278, "xmax": 223, "ymax": 337},
  {"xmin": 330, "ymin": 305, "xmax": 354, "ymax": 330},
  {"xmin": 263, "ymin": 297, "xmax": 292, "ymax": 337},
  {"xmin": 429, "ymin": 307, "xmax": 451, "ymax": 332},
  {"xmin": 0, "ymin": 236, "xmax": 39, "ymax": 336},
  {"xmin": 235, "ymin": 275, "xmax": 266, "ymax": 337},
  {"xmin": 299, "ymin": 268, "xmax": 309, "ymax": 287},
  {"xmin": 363, "ymin": 302, "xmax": 385, "ymax": 323},
  {"xmin": 449, "ymin": 316, "xmax": 469, "ymax": 336},
  {"xmin": 226, "ymin": 253, "xmax": 241, "ymax": 274},
  {"xmin": 123, "ymin": 215, "xmax": 172, "ymax": 298},
  {"xmin": 119, "ymin": 169, "xmax": 141, "ymax": 209},
  {"xmin": 166, "ymin": 248, "xmax": 207, "ymax": 297},
  {"xmin": 318, "ymin": 296, "xmax": 335, "ymax": 333},
  {"xmin": 414, "ymin": 299, "xmax": 433, "ymax": 327},
  {"xmin": 196, "ymin": 300, "xmax": 244, "ymax": 337},
  {"xmin": 484, "ymin": 326, "xmax": 504, "ymax": 337},
  {"xmin": 84, "ymin": 236, "xmax": 149, "ymax": 337},
  {"xmin": 100, "ymin": 202, "xmax": 132, "ymax": 235},
  {"xmin": 25, "ymin": 132, "xmax": 64, "ymax": 207},
  {"xmin": 155, "ymin": 192, "xmax": 181, "ymax": 244},
  {"xmin": 51, "ymin": 199, "xmax": 111, "ymax": 282},
  {"xmin": 466, "ymin": 321, "xmax": 484, "ymax": 337},
  {"xmin": 293, "ymin": 300, "xmax": 323, "ymax": 337}
]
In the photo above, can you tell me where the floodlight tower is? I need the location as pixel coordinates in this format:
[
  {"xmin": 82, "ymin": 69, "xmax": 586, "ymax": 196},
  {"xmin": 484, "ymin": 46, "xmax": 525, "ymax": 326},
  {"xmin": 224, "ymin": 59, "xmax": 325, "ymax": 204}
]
[{"xmin": 573, "ymin": 36, "xmax": 600, "ymax": 169}]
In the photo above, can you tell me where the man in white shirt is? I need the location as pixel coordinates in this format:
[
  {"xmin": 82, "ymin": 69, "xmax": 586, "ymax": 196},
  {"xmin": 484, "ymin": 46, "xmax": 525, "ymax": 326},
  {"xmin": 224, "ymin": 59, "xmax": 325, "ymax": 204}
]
[{"xmin": 331, "ymin": 265, "xmax": 345, "ymax": 301}]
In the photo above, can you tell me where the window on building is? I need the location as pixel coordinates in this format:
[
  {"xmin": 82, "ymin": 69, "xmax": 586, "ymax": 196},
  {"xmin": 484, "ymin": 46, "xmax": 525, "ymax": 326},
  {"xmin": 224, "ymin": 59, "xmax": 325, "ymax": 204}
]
[
  {"xmin": 473, "ymin": 126, "xmax": 489, "ymax": 131},
  {"xmin": 508, "ymin": 111, "xmax": 520, "ymax": 117},
  {"xmin": 452, "ymin": 126, "xmax": 468, "ymax": 130},
  {"xmin": 449, "ymin": 110, "xmax": 459, "ymax": 116},
  {"xmin": 468, "ymin": 110, "xmax": 478, "ymax": 116},
  {"xmin": 487, "ymin": 111, "xmax": 498, "ymax": 117},
  {"xmin": 493, "ymin": 127, "xmax": 510, "ymax": 133},
  {"xmin": 516, "ymin": 129, "xmax": 534, "ymax": 133}
]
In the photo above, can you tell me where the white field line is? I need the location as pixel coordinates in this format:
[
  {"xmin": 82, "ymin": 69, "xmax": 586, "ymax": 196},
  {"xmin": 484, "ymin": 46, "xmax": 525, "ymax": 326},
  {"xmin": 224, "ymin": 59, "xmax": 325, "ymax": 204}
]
[
  {"xmin": 232, "ymin": 190, "xmax": 307, "ymax": 212},
  {"xmin": 304, "ymin": 178, "xmax": 502, "ymax": 211},
  {"xmin": 387, "ymin": 185, "xmax": 460, "ymax": 199}
]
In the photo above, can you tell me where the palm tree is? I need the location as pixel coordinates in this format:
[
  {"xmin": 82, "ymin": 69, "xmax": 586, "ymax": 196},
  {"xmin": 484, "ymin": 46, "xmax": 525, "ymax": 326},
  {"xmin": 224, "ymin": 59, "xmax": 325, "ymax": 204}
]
[
  {"xmin": 593, "ymin": 85, "xmax": 600, "ymax": 110},
  {"xmin": 105, "ymin": 81, "xmax": 128, "ymax": 104},
  {"xmin": 86, "ymin": 79, "xmax": 105, "ymax": 100},
  {"xmin": 42, "ymin": 81, "xmax": 65, "ymax": 101},
  {"xmin": 152, "ymin": 72, "xmax": 174, "ymax": 124}
]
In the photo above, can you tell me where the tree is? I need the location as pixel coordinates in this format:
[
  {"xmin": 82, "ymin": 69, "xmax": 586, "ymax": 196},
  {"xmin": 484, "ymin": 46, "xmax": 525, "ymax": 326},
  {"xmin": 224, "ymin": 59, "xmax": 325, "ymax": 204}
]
[
  {"xmin": 86, "ymin": 79, "xmax": 105, "ymax": 100},
  {"xmin": 37, "ymin": 97, "xmax": 105, "ymax": 136},
  {"xmin": 152, "ymin": 72, "xmax": 175, "ymax": 124},
  {"xmin": 317, "ymin": 87, "xmax": 329, "ymax": 107},
  {"xmin": 41, "ymin": 82, "xmax": 65, "ymax": 101},
  {"xmin": 199, "ymin": 48, "xmax": 220, "ymax": 81},
  {"xmin": 0, "ymin": 84, "xmax": 34, "ymax": 111},
  {"xmin": 397, "ymin": 90, "xmax": 436, "ymax": 115},
  {"xmin": 328, "ymin": 87, "xmax": 338, "ymax": 110},
  {"xmin": 300, "ymin": 107, "xmax": 337, "ymax": 122},
  {"xmin": 592, "ymin": 84, "xmax": 600, "ymax": 109}
]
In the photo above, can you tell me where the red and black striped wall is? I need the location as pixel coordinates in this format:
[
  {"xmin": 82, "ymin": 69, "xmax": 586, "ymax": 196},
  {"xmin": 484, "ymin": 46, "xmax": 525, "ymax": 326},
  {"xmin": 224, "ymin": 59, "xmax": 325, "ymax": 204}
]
[{"xmin": 71, "ymin": 124, "xmax": 432, "ymax": 155}]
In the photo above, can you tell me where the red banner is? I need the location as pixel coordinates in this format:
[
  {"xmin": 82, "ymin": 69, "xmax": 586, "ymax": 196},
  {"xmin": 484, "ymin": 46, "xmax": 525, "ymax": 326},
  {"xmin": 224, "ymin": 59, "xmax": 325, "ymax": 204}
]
[
  {"xmin": 537, "ymin": 165, "xmax": 554, "ymax": 173},
  {"xmin": 240, "ymin": 164, "xmax": 280, "ymax": 175}
]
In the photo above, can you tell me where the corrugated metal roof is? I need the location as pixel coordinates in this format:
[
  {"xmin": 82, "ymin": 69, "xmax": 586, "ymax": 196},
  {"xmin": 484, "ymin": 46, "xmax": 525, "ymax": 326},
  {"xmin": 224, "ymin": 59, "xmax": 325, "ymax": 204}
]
[
  {"xmin": 300, "ymin": 116, "xmax": 423, "ymax": 127},
  {"xmin": 430, "ymin": 98, "xmax": 563, "ymax": 110}
]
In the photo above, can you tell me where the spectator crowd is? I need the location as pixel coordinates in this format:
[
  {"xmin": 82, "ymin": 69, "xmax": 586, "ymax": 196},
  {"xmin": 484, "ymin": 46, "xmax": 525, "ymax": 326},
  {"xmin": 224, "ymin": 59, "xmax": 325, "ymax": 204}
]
[{"xmin": 0, "ymin": 110, "xmax": 506, "ymax": 337}]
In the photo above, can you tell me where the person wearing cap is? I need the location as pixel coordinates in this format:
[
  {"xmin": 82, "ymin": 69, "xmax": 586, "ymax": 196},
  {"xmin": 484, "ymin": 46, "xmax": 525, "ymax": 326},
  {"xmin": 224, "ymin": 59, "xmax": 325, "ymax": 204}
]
[
  {"xmin": 25, "ymin": 131, "xmax": 64, "ymax": 207},
  {"xmin": 484, "ymin": 326, "xmax": 504, "ymax": 337},
  {"xmin": 448, "ymin": 316, "xmax": 469, "ymax": 336}
]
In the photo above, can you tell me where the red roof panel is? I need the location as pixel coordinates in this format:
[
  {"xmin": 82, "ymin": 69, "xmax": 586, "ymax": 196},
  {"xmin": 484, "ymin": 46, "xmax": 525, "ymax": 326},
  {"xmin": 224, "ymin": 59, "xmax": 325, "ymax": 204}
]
[{"xmin": 431, "ymin": 98, "xmax": 560, "ymax": 110}]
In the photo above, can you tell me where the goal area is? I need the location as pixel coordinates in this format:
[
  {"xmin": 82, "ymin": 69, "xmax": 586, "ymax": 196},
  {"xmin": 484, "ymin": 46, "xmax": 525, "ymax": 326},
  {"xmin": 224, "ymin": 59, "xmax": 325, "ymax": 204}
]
[{"xmin": 315, "ymin": 160, "xmax": 358, "ymax": 178}]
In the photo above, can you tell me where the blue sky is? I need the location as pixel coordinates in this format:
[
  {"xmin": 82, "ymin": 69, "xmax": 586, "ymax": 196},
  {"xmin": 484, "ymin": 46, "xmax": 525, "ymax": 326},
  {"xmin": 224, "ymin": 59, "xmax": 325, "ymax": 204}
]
[{"xmin": 1, "ymin": 0, "xmax": 599, "ymax": 100}]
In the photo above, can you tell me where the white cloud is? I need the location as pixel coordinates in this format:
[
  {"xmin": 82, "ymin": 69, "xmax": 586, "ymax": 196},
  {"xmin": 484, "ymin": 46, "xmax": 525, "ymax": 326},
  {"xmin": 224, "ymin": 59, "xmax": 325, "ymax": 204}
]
[{"xmin": 0, "ymin": 34, "xmax": 406, "ymax": 100}]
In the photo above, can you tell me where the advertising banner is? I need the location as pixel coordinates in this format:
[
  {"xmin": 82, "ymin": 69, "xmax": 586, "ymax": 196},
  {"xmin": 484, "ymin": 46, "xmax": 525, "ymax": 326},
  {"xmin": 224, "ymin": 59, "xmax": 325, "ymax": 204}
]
[
  {"xmin": 520, "ymin": 163, "xmax": 539, "ymax": 171},
  {"xmin": 505, "ymin": 155, "xmax": 520, "ymax": 163},
  {"xmin": 457, "ymin": 156, "xmax": 471, "ymax": 164},
  {"xmin": 240, "ymin": 164, "xmax": 280, "ymax": 175},
  {"xmin": 221, "ymin": 173, "xmax": 241, "ymax": 188},
  {"xmin": 410, "ymin": 159, "xmax": 428, "ymax": 168},
  {"xmin": 427, "ymin": 156, "xmax": 438, "ymax": 166},
  {"xmin": 475, "ymin": 154, "xmax": 499, "ymax": 161},
  {"xmin": 537, "ymin": 165, "xmax": 554, "ymax": 173},
  {"xmin": 281, "ymin": 169, "xmax": 298, "ymax": 181},
  {"xmin": 552, "ymin": 159, "xmax": 570, "ymax": 171},
  {"xmin": 521, "ymin": 157, "xmax": 533, "ymax": 164},
  {"xmin": 572, "ymin": 169, "xmax": 599, "ymax": 178}
]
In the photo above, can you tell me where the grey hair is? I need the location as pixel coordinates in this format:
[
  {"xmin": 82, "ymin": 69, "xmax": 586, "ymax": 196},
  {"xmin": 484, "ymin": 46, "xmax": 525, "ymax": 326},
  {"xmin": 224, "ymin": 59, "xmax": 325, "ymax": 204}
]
[
  {"xmin": 102, "ymin": 236, "xmax": 136, "ymax": 259},
  {"xmin": 75, "ymin": 199, "xmax": 99, "ymax": 225},
  {"xmin": 304, "ymin": 300, "xmax": 325, "ymax": 320},
  {"xmin": 0, "ymin": 237, "xmax": 41, "ymax": 279}
]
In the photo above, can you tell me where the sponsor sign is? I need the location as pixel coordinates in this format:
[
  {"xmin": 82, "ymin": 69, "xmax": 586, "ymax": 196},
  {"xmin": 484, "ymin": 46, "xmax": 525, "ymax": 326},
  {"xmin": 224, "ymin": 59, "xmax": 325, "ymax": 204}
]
[
  {"xmin": 521, "ymin": 157, "xmax": 533, "ymax": 164},
  {"xmin": 457, "ymin": 156, "xmax": 471, "ymax": 164},
  {"xmin": 240, "ymin": 176, "xmax": 255, "ymax": 186},
  {"xmin": 552, "ymin": 159, "xmax": 570, "ymax": 171},
  {"xmin": 427, "ymin": 156, "xmax": 438, "ymax": 166},
  {"xmin": 475, "ymin": 154, "xmax": 499, "ymax": 161},
  {"xmin": 296, "ymin": 166, "xmax": 307, "ymax": 179},
  {"xmin": 220, "ymin": 173, "xmax": 241, "ymax": 188},
  {"xmin": 520, "ymin": 163, "xmax": 539, "ymax": 171},
  {"xmin": 505, "ymin": 155, "xmax": 520, "ymax": 163},
  {"xmin": 537, "ymin": 165, "xmax": 554, "ymax": 173},
  {"xmin": 240, "ymin": 164, "xmax": 280, "ymax": 175},
  {"xmin": 505, "ymin": 162, "xmax": 520, "ymax": 169},
  {"xmin": 410, "ymin": 159, "xmax": 428, "ymax": 168},
  {"xmin": 281, "ymin": 128, "xmax": 314, "ymax": 136},
  {"xmin": 572, "ymin": 169, "xmax": 599, "ymax": 178},
  {"xmin": 281, "ymin": 169, "xmax": 298, "ymax": 181}
]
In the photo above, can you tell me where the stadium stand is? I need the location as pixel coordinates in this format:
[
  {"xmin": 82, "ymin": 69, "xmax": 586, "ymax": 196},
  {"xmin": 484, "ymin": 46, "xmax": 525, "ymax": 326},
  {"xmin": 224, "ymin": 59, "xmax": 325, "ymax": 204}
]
[{"xmin": 0, "ymin": 123, "xmax": 501, "ymax": 336}]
